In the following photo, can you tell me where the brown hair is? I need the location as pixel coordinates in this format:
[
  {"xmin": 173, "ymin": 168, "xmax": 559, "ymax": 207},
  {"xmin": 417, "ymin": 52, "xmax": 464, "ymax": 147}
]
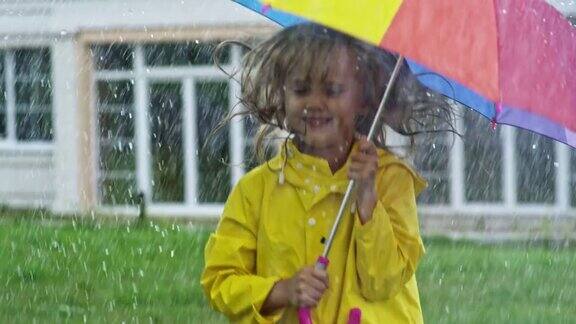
[{"xmin": 214, "ymin": 23, "xmax": 456, "ymax": 163}]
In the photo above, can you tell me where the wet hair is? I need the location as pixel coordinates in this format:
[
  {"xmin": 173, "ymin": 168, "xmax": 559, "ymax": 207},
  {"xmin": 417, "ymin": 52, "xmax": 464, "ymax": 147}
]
[{"xmin": 213, "ymin": 23, "xmax": 456, "ymax": 163}]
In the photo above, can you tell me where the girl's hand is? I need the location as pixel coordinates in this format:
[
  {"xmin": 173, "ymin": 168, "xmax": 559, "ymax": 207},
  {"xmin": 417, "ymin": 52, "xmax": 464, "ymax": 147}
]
[
  {"xmin": 285, "ymin": 266, "xmax": 329, "ymax": 307},
  {"xmin": 261, "ymin": 266, "xmax": 329, "ymax": 314},
  {"xmin": 348, "ymin": 134, "xmax": 378, "ymax": 225}
]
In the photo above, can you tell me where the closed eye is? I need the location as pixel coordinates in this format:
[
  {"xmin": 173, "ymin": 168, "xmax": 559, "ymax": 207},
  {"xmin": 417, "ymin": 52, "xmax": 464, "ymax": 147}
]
[
  {"xmin": 325, "ymin": 84, "xmax": 344, "ymax": 97},
  {"xmin": 290, "ymin": 81, "xmax": 310, "ymax": 96}
]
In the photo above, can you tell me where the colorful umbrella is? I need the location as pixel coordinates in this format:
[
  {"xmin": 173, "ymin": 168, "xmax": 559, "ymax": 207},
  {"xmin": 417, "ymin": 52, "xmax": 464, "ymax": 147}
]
[
  {"xmin": 231, "ymin": 1, "xmax": 576, "ymax": 323},
  {"xmin": 234, "ymin": 0, "xmax": 576, "ymax": 149}
]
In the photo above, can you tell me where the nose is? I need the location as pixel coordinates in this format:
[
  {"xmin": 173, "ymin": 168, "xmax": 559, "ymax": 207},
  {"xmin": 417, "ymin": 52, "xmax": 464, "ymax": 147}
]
[{"xmin": 304, "ymin": 88, "xmax": 327, "ymax": 111}]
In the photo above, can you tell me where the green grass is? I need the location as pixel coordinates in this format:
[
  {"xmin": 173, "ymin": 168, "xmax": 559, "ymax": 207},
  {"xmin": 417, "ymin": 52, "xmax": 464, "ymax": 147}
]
[
  {"xmin": 0, "ymin": 214, "xmax": 223, "ymax": 323},
  {"xmin": 419, "ymin": 238, "xmax": 576, "ymax": 323},
  {"xmin": 1, "ymin": 214, "xmax": 575, "ymax": 323}
]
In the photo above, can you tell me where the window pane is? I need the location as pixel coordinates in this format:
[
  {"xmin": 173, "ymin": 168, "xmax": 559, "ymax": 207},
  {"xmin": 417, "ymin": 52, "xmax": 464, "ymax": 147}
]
[
  {"xmin": 243, "ymin": 115, "xmax": 260, "ymax": 172},
  {"xmin": 99, "ymin": 112, "xmax": 134, "ymax": 140},
  {"xmin": 92, "ymin": 44, "xmax": 133, "ymax": 71},
  {"xmin": 99, "ymin": 141, "xmax": 136, "ymax": 171},
  {"xmin": 15, "ymin": 80, "xmax": 52, "ymax": 106},
  {"xmin": 515, "ymin": 129, "xmax": 555, "ymax": 204},
  {"xmin": 463, "ymin": 111, "xmax": 503, "ymax": 202},
  {"xmin": 571, "ymin": 150, "xmax": 576, "ymax": 207},
  {"xmin": 101, "ymin": 178, "xmax": 137, "ymax": 205},
  {"xmin": 97, "ymin": 80, "xmax": 133, "ymax": 105},
  {"xmin": 150, "ymin": 82, "xmax": 184, "ymax": 203},
  {"xmin": 13, "ymin": 48, "xmax": 53, "ymax": 141},
  {"xmin": 144, "ymin": 41, "xmax": 230, "ymax": 66},
  {"xmin": 0, "ymin": 51, "xmax": 5, "ymax": 138},
  {"xmin": 14, "ymin": 48, "xmax": 51, "ymax": 76},
  {"xmin": 96, "ymin": 80, "xmax": 136, "ymax": 205},
  {"xmin": 0, "ymin": 109, "xmax": 5, "ymax": 138},
  {"xmin": 196, "ymin": 81, "xmax": 230, "ymax": 203},
  {"xmin": 414, "ymin": 136, "xmax": 451, "ymax": 204},
  {"xmin": 421, "ymin": 178, "xmax": 450, "ymax": 205},
  {"xmin": 16, "ymin": 112, "xmax": 52, "ymax": 140}
]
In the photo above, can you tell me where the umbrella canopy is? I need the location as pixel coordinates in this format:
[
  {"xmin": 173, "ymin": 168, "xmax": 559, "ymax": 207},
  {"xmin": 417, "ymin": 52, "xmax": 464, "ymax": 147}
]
[{"xmin": 234, "ymin": 0, "xmax": 576, "ymax": 148}]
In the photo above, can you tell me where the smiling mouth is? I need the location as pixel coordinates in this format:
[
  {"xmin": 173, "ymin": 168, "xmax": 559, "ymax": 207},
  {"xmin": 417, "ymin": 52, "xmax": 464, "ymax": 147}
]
[{"xmin": 303, "ymin": 116, "xmax": 333, "ymax": 128}]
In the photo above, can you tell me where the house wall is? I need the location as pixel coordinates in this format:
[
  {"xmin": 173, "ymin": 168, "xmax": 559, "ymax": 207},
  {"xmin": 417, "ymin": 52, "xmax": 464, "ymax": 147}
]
[
  {"xmin": 0, "ymin": 0, "xmax": 273, "ymax": 214},
  {"xmin": 0, "ymin": 149, "xmax": 54, "ymax": 208}
]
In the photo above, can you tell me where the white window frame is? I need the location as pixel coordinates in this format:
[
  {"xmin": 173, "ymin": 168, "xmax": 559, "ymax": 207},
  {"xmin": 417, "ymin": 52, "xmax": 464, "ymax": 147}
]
[
  {"xmin": 0, "ymin": 44, "xmax": 54, "ymax": 151},
  {"xmin": 421, "ymin": 112, "xmax": 576, "ymax": 217},
  {"xmin": 95, "ymin": 43, "xmax": 244, "ymax": 218}
]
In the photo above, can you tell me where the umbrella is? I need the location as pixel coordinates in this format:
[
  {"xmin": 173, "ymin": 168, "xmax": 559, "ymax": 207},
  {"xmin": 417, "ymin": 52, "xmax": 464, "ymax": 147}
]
[
  {"xmin": 231, "ymin": 1, "xmax": 576, "ymax": 323},
  {"xmin": 235, "ymin": 0, "xmax": 576, "ymax": 148}
]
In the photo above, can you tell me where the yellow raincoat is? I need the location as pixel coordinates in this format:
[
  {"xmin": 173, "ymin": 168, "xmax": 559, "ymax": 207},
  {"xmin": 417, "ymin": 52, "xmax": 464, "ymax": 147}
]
[{"xmin": 202, "ymin": 140, "xmax": 427, "ymax": 323}]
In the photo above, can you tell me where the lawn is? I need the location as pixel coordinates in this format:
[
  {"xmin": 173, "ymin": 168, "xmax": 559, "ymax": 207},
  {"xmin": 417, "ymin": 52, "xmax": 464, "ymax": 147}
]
[{"xmin": 1, "ymin": 212, "xmax": 575, "ymax": 323}]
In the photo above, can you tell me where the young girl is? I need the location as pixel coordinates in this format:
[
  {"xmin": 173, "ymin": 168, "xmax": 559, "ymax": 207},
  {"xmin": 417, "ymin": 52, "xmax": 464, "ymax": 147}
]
[{"xmin": 201, "ymin": 23, "xmax": 452, "ymax": 323}]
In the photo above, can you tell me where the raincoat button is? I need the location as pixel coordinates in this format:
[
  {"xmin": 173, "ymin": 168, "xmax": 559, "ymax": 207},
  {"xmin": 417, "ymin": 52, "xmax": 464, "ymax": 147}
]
[{"xmin": 308, "ymin": 217, "xmax": 316, "ymax": 226}]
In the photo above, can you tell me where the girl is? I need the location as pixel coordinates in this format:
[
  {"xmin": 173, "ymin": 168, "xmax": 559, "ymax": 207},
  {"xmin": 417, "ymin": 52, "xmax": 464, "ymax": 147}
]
[{"xmin": 201, "ymin": 23, "xmax": 453, "ymax": 323}]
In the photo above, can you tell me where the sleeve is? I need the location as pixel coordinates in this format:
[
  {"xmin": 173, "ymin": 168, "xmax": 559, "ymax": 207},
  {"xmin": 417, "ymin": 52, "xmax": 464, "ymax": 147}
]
[
  {"xmin": 201, "ymin": 178, "xmax": 283, "ymax": 323},
  {"xmin": 353, "ymin": 163, "xmax": 426, "ymax": 301}
]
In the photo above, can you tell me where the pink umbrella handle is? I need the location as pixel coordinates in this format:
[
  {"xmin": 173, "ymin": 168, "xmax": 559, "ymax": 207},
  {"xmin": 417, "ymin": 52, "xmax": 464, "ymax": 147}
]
[
  {"xmin": 348, "ymin": 308, "xmax": 361, "ymax": 324},
  {"xmin": 297, "ymin": 256, "xmax": 330, "ymax": 324},
  {"xmin": 298, "ymin": 308, "xmax": 313, "ymax": 324}
]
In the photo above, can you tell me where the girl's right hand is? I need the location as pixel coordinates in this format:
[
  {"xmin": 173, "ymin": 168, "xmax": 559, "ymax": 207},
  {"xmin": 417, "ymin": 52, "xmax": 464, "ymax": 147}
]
[
  {"xmin": 262, "ymin": 266, "xmax": 329, "ymax": 315},
  {"xmin": 285, "ymin": 266, "xmax": 329, "ymax": 307}
]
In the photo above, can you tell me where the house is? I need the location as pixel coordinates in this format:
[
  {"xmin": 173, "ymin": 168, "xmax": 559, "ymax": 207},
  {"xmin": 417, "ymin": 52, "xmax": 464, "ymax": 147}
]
[{"xmin": 0, "ymin": 0, "xmax": 574, "ymax": 238}]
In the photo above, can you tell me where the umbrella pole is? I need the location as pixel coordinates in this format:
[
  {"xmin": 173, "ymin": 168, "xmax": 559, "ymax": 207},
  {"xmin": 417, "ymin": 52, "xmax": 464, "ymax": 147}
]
[
  {"xmin": 298, "ymin": 55, "xmax": 406, "ymax": 324},
  {"xmin": 320, "ymin": 55, "xmax": 405, "ymax": 260}
]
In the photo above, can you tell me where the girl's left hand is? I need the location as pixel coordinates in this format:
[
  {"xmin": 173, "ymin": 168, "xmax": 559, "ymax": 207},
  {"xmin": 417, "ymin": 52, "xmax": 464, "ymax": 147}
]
[{"xmin": 348, "ymin": 134, "xmax": 378, "ymax": 225}]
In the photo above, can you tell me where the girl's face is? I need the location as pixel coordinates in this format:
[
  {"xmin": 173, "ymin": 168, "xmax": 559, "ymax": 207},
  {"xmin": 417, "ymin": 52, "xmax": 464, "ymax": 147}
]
[{"xmin": 284, "ymin": 47, "xmax": 365, "ymax": 153}]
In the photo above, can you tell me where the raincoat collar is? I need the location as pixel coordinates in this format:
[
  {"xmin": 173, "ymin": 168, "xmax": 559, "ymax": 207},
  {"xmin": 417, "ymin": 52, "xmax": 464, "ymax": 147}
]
[{"xmin": 269, "ymin": 140, "xmax": 392, "ymax": 211}]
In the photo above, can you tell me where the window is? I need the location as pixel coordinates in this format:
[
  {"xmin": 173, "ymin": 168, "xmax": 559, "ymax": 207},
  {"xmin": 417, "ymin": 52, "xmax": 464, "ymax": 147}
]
[
  {"xmin": 463, "ymin": 110, "xmax": 503, "ymax": 202},
  {"xmin": 515, "ymin": 129, "xmax": 556, "ymax": 204},
  {"xmin": 96, "ymin": 80, "xmax": 137, "ymax": 205},
  {"xmin": 196, "ymin": 81, "xmax": 231, "ymax": 203},
  {"xmin": 571, "ymin": 149, "xmax": 576, "ymax": 207},
  {"xmin": 92, "ymin": 41, "xmax": 237, "ymax": 206},
  {"xmin": 243, "ymin": 115, "xmax": 260, "ymax": 172},
  {"xmin": 414, "ymin": 135, "xmax": 451, "ymax": 205},
  {"xmin": 0, "ymin": 52, "xmax": 5, "ymax": 138},
  {"xmin": 93, "ymin": 44, "xmax": 133, "ymax": 71},
  {"xmin": 149, "ymin": 82, "xmax": 184, "ymax": 203},
  {"xmin": 0, "ymin": 48, "xmax": 53, "ymax": 142},
  {"xmin": 144, "ymin": 41, "xmax": 230, "ymax": 66}
]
